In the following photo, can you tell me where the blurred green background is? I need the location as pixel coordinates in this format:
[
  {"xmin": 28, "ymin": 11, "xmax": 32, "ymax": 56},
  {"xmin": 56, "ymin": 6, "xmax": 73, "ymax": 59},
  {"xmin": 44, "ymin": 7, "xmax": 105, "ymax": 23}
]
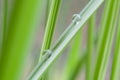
[{"xmin": 0, "ymin": 0, "xmax": 118, "ymax": 80}]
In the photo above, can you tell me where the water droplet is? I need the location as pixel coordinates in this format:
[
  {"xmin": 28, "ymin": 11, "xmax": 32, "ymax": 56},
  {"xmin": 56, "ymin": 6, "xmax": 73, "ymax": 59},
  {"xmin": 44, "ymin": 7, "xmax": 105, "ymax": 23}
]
[
  {"xmin": 43, "ymin": 50, "xmax": 52, "ymax": 57},
  {"xmin": 72, "ymin": 14, "xmax": 81, "ymax": 25},
  {"xmin": 44, "ymin": 50, "xmax": 52, "ymax": 54}
]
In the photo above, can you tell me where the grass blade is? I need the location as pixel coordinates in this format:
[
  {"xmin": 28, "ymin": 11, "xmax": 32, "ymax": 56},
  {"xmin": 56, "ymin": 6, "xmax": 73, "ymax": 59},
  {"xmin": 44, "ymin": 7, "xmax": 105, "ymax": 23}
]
[
  {"xmin": 93, "ymin": 0, "xmax": 120, "ymax": 80},
  {"xmin": 110, "ymin": 16, "xmax": 120, "ymax": 80},
  {"xmin": 0, "ymin": 0, "xmax": 43, "ymax": 80},
  {"xmin": 86, "ymin": 13, "xmax": 96, "ymax": 80},
  {"xmin": 38, "ymin": 0, "xmax": 61, "ymax": 79},
  {"xmin": 39, "ymin": 0, "xmax": 61, "ymax": 60}
]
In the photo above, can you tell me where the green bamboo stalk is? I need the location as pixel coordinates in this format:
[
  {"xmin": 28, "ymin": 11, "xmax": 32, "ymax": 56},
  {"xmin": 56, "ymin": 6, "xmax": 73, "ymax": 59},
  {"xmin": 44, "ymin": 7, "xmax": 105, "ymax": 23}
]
[
  {"xmin": 97, "ymin": 0, "xmax": 112, "ymax": 48},
  {"xmin": 63, "ymin": 30, "xmax": 82, "ymax": 80},
  {"xmin": 0, "ymin": 0, "xmax": 43, "ymax": 80},
  {"xmin": 27, "ymin": 0, "xmax": 104, "ymax": 79},
  {"xmin": 93, "ymin": 0, "xmax": 120, "ymax": 80},
  {"xmin": 39, "ymin": 0, "xmax": 61, "ymax": 60},
  {"xmin": 86, "ymin": 13, "xmax": 96, "ymax": 80},
  {"xmin": 110, "ymin": 16, "xmax": 120, "ymax": 80}
]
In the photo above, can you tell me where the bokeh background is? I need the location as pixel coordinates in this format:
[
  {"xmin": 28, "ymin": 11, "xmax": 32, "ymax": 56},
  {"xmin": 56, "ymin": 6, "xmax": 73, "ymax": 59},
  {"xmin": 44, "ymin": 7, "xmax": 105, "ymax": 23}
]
[{"xmin": 0, "ymin": 0, "xmax": 113, "ymax": 80}]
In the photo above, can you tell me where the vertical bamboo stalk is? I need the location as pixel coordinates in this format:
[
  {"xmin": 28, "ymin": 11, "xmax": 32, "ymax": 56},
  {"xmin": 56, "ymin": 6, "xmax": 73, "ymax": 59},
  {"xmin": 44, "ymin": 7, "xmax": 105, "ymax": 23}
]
[
  {"xmin": 0, "ymin": 0, "xmax": 43, "ymax": 80},
  {"xmin": 110, "ymin": 15, "xmax": 120, "ymax": 80},
  {"xmin": 86, "ymin": 13, "xmax": 96, "ymax": 80},
  {"xmin": 39, "ymin": 0, "xmax": 61, "ymax": 60},
  {"xmin": 93, "ymin": 0, "xmax": 120, "ymax": 80}
]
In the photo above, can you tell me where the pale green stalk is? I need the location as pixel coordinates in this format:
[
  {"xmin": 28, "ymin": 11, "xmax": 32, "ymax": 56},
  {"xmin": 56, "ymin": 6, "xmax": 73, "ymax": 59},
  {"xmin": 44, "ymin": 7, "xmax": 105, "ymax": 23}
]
[
  {"xmin": 39, "ymin": 0, "xmax": 61, "ymax": 80},
  {"xmin": 39, "ymin": 0, "xmax": 61, "ymax": 60},
  {"xmin": 86, "ymin": 13, "xmax": 96, "ymax": 80},
  {"xmin": 39, "ymin": 0, "xmax": 61, "ymax": 79},
  {"xmin": 96, "ymin": 0, "xmax": 113, "ymax": 51},
  {"xmin": 110, "ymin": 15, "xmax": 120, "ymax": 80},
  {"xmin": 27, "ymin": 0, "xmax": 104, "ymax": 79},
  {"xmin": 42, "ymin": 1, "xmax": 51, "ymax": 80},
  {"xmin": 93, "ymin": 0, "xmax": 120, "ymax": 80}
]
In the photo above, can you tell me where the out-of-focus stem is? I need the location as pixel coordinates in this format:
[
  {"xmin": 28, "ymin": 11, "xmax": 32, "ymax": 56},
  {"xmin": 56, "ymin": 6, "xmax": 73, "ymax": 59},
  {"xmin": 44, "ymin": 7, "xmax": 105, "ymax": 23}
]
[
  {"xmin": 110, "ymin": 15, "xmax": 120, "ymax": 80},
  {"xmin": 86, "ymin": 13, "xmax": 96, "ymax": 80}
]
